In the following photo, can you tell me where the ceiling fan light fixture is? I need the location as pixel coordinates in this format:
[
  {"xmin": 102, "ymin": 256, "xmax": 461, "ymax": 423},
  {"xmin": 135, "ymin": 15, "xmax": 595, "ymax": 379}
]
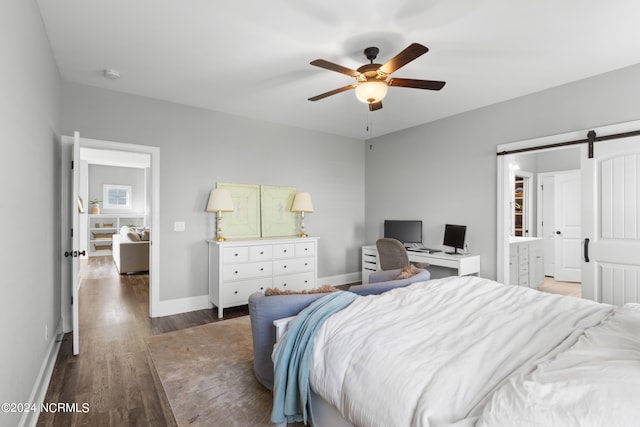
[{"xmin": 355, "ymin": 81, "xmax": 388, "ymax": 104}]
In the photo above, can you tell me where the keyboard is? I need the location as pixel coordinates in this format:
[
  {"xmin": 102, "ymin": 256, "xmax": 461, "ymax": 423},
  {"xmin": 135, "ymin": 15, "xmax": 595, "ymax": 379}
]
[{"xmin": 407, "ymin": 247, "xmax": 442, "ymax": 254}]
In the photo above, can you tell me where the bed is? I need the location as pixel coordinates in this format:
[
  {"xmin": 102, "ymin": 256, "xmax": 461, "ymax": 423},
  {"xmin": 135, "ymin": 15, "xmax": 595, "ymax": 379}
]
[{"xmin": 271, "ymin": 276, "xmax": 640, "ymax": 427}]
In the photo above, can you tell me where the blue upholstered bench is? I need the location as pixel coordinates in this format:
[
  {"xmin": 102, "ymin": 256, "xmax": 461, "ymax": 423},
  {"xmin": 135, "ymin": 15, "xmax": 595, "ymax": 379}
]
[{"xmin": 248, "ymin": 268, "xmax": 431, "ymax": 389}]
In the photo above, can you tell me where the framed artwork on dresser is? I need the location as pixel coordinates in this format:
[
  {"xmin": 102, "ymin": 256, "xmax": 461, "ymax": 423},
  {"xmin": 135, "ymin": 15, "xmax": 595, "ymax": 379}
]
[
  {"xmin": 260, "ymin": 185, "xmax": 297, "ymax": 237},
  {"xmin": 217, "ymin": 182, "xmax": 261, "ymax": 239}
]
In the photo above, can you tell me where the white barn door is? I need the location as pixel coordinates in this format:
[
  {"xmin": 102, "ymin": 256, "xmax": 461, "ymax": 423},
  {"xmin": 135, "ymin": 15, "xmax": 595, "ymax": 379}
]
[{"xmin": 582, "ymin": 136, "xmax": 640, "ymax": 305}]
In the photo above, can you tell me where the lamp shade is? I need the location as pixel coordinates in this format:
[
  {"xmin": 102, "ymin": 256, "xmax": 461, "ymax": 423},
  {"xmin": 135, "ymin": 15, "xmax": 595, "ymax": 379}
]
[
  {"xmin": 291, "ymin": 192, "xmax": 314, "ymax": 213},
  {"xmin": 206, "ymin": 188, "xmax": 234, "ymax": 212},
  {"xmin": 355, "ymin": 81, "xmax": 388, "ymax": 104}
]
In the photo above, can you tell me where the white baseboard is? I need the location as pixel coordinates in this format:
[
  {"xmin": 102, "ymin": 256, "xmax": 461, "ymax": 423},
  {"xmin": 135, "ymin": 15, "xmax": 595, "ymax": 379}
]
[
  {"xmin": 153, "ymin": 294, "xmax": 210, "ymax": 318},
  {"xmin": 318, "ymin": 272, "xmax": 362, "ymax": 287},
  {"xmin": 20, "ymin": 322, "xmax": 63, "ymax": 427}
]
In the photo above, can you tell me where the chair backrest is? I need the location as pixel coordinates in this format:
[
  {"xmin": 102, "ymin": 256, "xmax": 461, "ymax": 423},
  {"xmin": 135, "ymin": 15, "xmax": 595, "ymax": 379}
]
[{"xmin": 376, "ymin": 238, "xmax": 409, "ymax": 270}]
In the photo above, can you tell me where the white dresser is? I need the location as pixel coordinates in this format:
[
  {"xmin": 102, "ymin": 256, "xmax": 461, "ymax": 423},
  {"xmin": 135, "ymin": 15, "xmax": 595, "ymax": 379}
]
[
  {"xmin": 208, "ymin": 237, "xmax": 318, "ymax": 318},
  {"xmin": 509, "ymin": 237, "xmax": 544, "ymax": 288}
]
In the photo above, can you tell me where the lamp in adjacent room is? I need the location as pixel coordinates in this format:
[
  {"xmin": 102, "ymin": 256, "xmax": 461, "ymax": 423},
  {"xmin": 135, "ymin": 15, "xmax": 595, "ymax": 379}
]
[
  {"xmin": 291, "ymin": 192, "xmax": 314, "ymax": 237},
  {"xmin": 206, "ymin": 188, "xmax": 234, "ymax": 241}
]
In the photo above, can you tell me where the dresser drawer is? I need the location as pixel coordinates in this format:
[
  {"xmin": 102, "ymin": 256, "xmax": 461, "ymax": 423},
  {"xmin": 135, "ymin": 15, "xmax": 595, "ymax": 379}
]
[
  {"xmin": 518, "ymin": 263, "xmax": 529, "ymax": 275},
  {"xmin": 518, "ymin": 274, "xmax": 529, "ymax": 287},
  {"xmin": 223, "ymin": 246, "xmax": 249, "ymax": 263},
  {"xmin": 249, "ymin": 245, "xmax": 272, "ymax": 261},
  {"xmin": 223, "ymin": 261, "xmax": 272, "ymax": 281},
  {"xmin": 295, "ymin": 242, "xmax": 315, "ymax": 257},
  {"xmin": 273, "ymin": 243, "xmax": 295, "ymax": 258},
  {"xmin": 273, "ymin": 271, "xmax": 315, "ymax": 291},
  {"xmin": 273, "ymin": 257, "xmax": 314, "ymax": 275},
  {"xmin": 223, "ymin": 277, "xmax": 273, "ymax": 304},
  {"xmin": 363, "ymin": 252, "xmax": 377, "ymax": 262}
]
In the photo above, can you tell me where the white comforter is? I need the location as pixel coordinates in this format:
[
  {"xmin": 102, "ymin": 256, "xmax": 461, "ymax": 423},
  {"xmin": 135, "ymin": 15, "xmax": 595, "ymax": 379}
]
[
  {"xmin": 309, "ymin": 276, "xmax": 617, "ymax": 427},
  {"xmin": 476, "ymin": 303, "xmax": 640, "ymax": 427}
]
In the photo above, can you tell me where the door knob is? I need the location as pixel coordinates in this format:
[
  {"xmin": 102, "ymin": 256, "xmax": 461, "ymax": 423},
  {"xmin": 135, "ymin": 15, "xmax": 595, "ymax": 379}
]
[{"xmin": 64, "ymin": 250, "xmax": 86, "ymax": 258}]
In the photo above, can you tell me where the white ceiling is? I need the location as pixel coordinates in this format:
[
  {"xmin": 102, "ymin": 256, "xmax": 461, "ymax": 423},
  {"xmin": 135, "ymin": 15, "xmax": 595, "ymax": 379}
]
[{"xmin": 37, "ymin": 0, "xmax": 640, "ymax": 140}]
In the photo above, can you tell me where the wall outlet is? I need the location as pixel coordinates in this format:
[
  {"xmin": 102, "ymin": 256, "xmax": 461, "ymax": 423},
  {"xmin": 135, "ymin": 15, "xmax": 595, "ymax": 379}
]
[{"xmin": 174, "ymin": 221, "xmax": 186, "ymax": 232}]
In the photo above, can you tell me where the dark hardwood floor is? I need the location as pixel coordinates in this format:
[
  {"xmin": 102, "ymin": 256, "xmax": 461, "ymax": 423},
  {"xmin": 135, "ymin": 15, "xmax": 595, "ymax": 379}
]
[{"xmin": 37, "ymin": 256, "xmax": 246, "ymax": 427}]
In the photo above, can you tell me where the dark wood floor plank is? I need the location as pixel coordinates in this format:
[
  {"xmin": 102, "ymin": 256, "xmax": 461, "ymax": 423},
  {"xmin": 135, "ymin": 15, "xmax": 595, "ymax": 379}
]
[{"xmin": 37, "ymin": 256, "xmax": 239, "ymax": 426}]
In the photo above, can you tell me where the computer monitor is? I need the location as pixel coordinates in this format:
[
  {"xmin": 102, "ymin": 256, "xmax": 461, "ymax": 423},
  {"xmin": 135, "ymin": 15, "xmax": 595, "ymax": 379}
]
[
  {"xmin": 443, "ymin": 224, "xmax": 466, "ymax": 255},
  {"xmin": 383, "ymin": 220, "xmax": 422, "ymax": 246}
]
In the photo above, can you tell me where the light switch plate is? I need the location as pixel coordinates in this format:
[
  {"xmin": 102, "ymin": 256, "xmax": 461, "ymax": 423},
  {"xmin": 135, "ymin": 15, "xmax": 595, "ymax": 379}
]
[{"xmin": 174, "ymin": 221, "xmax": 185, "ymax": 232}]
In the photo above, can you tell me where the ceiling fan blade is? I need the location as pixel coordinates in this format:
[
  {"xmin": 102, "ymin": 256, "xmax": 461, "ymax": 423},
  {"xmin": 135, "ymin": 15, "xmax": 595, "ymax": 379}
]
[
  {"xmin": 308, "ymin": 84, "xmax": 357, "ymax": 101},
  {"xmin": 310, "ymin": 59, "xmax": 360, "ymax": 77},
  {"xmin": 387, "ymin": 78, "xmax": 446, "ymax": 90},
  {"xmin": 379, "ymin": 43, "xmax": 429, "ymax": 75},
  {"xmin": 369, "ymin": 101, "xmax": 383, "ymax": 111}
]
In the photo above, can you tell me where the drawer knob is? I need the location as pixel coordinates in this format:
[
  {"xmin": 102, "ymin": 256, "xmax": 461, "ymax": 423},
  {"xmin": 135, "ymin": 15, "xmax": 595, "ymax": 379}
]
[
  {"xmin": 304, "ymin": 248, "xmax": 308, "ymax": 251},
  {"xmin": 283, "ymin": 249, "xmax": 287, "ymax": 253},
  {"xmin": 260, "ymin": 287, "xmax": 264, "ymax": 290},
  {"xmin": 283, "ymin": 265, "xmax": 287, "ymax": 269},
  {"xmin": 304, "ymin": 263, "xmax": 308, "ymax": 266},
  {"xmin": 234, "ymin": 270, "xmax": 238, "ymax": 274},
  {"xmin": 283, "ymin": 283, "xmax": 287, "ymax": 287},
  {"xmin": 260, "ymin": 268, "xmax": 264, "ymax": 271},
  {"xmin": 234, "ymin": 291, "xmax": 238, "ymax": 294},
  {"xmin": 260, "ymin": 251, "xmax": 264, "ymax": 255},
  {"xmin": 235, "ymin": 253, "xmax": 239, "ymax": 256}
]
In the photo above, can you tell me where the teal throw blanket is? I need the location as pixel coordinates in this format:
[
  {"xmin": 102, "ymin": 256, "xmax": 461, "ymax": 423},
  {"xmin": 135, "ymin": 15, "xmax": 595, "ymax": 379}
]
[{"xmin": 271, "ymin": 291, "xmax": 358, "ymax": 425}]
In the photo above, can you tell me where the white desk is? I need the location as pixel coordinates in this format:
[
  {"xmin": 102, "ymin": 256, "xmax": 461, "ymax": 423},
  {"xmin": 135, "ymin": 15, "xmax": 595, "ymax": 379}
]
[{"xmin": 362, "ymin": 245, "xmax": 481, "ymax": 283}]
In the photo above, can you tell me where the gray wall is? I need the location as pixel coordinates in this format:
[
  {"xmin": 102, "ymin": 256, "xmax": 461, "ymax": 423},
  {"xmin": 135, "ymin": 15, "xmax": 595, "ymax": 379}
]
[
  {"xmin": 0, "ymin": 1, "xmax": 61, "ymax": 425},
  {"xmin": 61, "ymin": 82, "xmax": 365, "ymax": 300},
  {"xmin": 535, "ymin": 146, "xmax": 581, "ymax": 173},
  {"xmin": 366, "ymin": 63, "xmax": 640, "ymax": 279},
  {"xmin": 88, "ymin": 165, "xmax": 146, "ymax": 214}
]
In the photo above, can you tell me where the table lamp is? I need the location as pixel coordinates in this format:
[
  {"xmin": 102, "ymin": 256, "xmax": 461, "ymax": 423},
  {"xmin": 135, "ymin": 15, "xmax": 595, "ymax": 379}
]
[
  {"xmin": 291, "ymin": 192, "xmax": 314, "ymax": 237},
  {"xmin": 206, "ymin": 188, "xmax": 234, "ymax": 241}
]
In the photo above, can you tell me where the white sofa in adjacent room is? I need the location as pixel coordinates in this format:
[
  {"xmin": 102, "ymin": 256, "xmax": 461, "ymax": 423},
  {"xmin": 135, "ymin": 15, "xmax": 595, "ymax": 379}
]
[{"xmin": 112, "ymin": 226, "xmax": 149, "ymax": 274}]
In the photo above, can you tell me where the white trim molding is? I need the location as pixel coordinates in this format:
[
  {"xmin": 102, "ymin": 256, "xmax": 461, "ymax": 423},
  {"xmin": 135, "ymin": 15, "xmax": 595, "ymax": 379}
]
[
  {"xmin": 154, "ymin": 295, "xmax": 210, "ymax": 318},
  {"xmin": 20, "ymin": 322, "xmax": 63, "ymax": 427},
  {"xmin": 318, "ymin": 272, "xmax": 362, "ymax": 287}
]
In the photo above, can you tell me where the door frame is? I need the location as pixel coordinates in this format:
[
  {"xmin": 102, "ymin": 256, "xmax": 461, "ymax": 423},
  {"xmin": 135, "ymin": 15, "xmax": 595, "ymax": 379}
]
[
  {"xmin": 497, "ymin": 119, "xmax": 640, "ymax": 285},
  {"xmin": 61, "ymin": 135, "xmax": 161, "ymax": 334}
]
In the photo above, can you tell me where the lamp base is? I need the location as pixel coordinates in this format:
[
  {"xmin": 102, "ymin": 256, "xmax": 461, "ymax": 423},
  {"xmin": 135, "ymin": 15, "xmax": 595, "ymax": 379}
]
[
  {"xmin": 216, "ymin": 236, "xmax": 227, "ymax": 242},
  {"xmin": 297, "ymin": 233, "xmax": 308, "ymax": 237}
]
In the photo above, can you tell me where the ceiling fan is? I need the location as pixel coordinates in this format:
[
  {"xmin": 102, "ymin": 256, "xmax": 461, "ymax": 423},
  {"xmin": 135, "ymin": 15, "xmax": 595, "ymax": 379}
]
[{"xmin": 308, "ymin": 43, "xmax": 446, "ymax": 111}]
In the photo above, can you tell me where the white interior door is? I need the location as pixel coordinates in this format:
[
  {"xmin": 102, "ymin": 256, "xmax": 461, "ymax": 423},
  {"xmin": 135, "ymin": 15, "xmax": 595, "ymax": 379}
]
[
  {"xmin": 539, "ymin": 174, "xmax": 555, "ymax": 276},
  {"xmin": 71, "ymin": 132, "xmax": 81, "ymax": 355},
  {"xmin": 554, "ymin": 170, "xmax": 581, "ymax": 282},
  {"xmin": 582, "ymin": 136, "xmax": 640, "ymax": 304}
]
